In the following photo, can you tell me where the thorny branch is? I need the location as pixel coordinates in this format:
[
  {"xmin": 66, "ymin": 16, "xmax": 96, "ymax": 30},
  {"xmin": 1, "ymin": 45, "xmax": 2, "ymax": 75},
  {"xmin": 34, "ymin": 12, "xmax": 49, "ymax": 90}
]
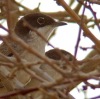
[
  {"xmin": 78, "ymin": 0, "xmax": 100, "ymax": 31},
  {"xmin": 55, "ymin": 0, "xmax": 100, "ymax": 52},
  {"xmin": 74, "ymin": 1, "xmax": 87, "ymax": 58}
]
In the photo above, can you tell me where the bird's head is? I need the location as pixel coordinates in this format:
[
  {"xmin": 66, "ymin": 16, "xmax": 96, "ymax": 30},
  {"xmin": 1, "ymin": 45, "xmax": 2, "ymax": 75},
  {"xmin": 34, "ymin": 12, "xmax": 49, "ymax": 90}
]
[{"xmin": 14, "ymin": 13, "xmax": 67, "ymax": 41}]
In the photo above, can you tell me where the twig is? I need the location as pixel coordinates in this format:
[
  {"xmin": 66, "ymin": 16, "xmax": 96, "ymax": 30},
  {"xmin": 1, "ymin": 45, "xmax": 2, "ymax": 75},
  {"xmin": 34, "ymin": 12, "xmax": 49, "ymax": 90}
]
[
  {"xmin": 90, "ymin": 95, "xmax": 100, "ymax": 99},
  {"xmin": 6, "ymin": 0, "xmax": 12, "ymax": 35},
  {"xmin": 24, "ymin": 68, "xmax": 48, "ymax": 82},
  {"xmin": 0, "ymin": 52, "xmax": 15, "ymax": 63},
  {"xmin": 10, "ymin": 33, "xmax": 66, "ymax": 76},
  {"xmin": 55, "ymin": 0, "xmax": 100, "ymax": 51},
  {"xmin": 22, "ymin": 18, "xmax": 55, "ymax": 49},
  {"xmin": 56, "ymin": 89, "xmax": 67, "ymax": 98},
  {"xmin": 0, "ymin": 24, "xmax": 8, "ymax": 32},
  {"xmin": 84, "ymin": 81, "xmax": 100, "ymax": 89},
  {"xmin": 0, "ymin": 87, "xmax": 39, "ymax": 98},
  {"xmin": 2, "ymin": 38, "xmax": 22, "ymax": 63},
  {"xmin": 79, "ymin": 1, "xmax": 100, "ymax": 31},
  {"xmin": 22, "ymin": 19, "xmax": 77, "ymax": 69},
  {"xmin": 74, "ymin": 1, "xmax": 87, "ymax": 58},
  {"xmin": 13, "ymin": 0, "xmax": 30, "ymax": 10},
  {"xmin": 0, "ymin": 61, "xmax": 14, "ymax": 68},
  {"xmin": 79, "ymin": 0, "xmax": 100, "ymax": 5},
  {"xmin": 86, "ymin": 3, "xmax": 100, "ymax": 31}
]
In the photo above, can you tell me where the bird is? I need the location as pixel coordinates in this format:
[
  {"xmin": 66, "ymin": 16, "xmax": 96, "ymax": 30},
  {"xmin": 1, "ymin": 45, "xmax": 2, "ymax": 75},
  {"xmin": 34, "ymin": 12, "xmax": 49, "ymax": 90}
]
[
  {"xmin": 43, "ymin": 48, "xmax": 76, "ymax": 72},
  {"xmin": 40, "ymin": 48, "xmax": 76, "ymax": 80},
  {"xmin": 0, "ymin": 13, "xmax": 67, "ymax": 60},
  {"xmin": 45, "ymin": 49, "xmax": 74, "ymax": 61},
  {"xmin": 0, "ymin": 13, "xmax": 67, "ymax": 93},
  {"xmin": 40, "ymin": 48, "xmax": 76, "ymax": 99}
]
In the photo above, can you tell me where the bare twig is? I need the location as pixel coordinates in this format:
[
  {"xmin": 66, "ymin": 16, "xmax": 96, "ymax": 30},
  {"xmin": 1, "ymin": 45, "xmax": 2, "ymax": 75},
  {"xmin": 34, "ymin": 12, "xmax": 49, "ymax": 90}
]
[
  {"xmin": 24, "ymin": 68, "xmax": 48, "ymax": 82},
  {"xmin": 0, "ymin": 87, "xmax": 39, "ymax": 98},
  {"xmin": 74, "ymin": 1, "xmax": 87, "ymax": 58},
  {"xmin": 55, "ymin": 0, "xmax": 100, "ymax": 51}
]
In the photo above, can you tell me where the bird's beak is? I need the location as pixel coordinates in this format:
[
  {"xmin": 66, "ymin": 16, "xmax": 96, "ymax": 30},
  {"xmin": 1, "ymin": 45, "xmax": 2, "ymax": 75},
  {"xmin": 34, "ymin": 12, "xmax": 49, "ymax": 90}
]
[{"xmin": 54, "ymin": 21, "xmax": 67, "ymax": 27}]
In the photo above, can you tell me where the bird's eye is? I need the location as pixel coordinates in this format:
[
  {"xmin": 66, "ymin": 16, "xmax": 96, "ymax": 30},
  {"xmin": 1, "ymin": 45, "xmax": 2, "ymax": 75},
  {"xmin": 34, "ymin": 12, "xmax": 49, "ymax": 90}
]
[{"xmin": 37, "ymin": 17, "xmax": 45, "ymax": 25}]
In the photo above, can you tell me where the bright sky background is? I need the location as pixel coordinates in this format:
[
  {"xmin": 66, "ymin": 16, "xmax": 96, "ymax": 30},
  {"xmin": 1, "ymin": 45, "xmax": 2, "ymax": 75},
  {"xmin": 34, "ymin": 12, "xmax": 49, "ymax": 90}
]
[{"xmin": 1, "ymin": 0, "xmax": 100, "ymax": 98}]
